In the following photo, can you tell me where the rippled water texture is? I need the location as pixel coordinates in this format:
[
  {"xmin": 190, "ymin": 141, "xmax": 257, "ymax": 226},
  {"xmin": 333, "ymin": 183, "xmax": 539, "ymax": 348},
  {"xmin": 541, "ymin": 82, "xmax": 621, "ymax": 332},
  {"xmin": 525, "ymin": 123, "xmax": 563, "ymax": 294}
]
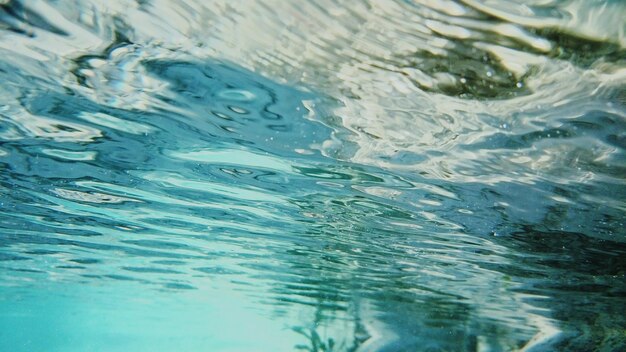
[{"xmin": 1, "ymin": 1, "xmax": 625, "ymax": 351}]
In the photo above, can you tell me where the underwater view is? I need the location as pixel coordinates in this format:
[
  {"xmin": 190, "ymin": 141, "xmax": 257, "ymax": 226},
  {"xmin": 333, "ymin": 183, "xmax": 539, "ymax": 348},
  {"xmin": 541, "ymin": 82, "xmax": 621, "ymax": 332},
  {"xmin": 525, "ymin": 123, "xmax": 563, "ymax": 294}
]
[{"xmin": 0, "ymin": 0, "xmax": 625, "ymax": 351}]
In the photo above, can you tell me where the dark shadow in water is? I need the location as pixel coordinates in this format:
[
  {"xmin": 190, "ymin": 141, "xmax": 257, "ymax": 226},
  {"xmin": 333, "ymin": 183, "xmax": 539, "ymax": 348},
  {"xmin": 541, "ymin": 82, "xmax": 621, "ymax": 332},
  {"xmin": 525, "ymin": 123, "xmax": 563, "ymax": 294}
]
[{"xmin": 496, "ymin": 226, "xmax": 626, "ymax": 351}]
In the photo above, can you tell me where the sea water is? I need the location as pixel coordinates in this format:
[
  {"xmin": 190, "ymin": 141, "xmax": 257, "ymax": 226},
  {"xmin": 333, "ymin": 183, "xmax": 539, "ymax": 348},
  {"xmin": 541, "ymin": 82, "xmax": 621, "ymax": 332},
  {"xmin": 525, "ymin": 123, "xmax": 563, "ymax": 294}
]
[{"xmin": 0, "ymin": 1, "xmax": 624, "ymax": 351}]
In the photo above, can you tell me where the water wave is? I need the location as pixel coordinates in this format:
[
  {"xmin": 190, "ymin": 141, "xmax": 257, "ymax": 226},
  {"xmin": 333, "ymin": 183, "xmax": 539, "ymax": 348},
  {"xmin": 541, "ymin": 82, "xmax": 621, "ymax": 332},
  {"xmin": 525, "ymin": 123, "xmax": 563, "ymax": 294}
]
[{"xmin": 0, "ymin": 1, "xmax": 624, "ymax": 351}]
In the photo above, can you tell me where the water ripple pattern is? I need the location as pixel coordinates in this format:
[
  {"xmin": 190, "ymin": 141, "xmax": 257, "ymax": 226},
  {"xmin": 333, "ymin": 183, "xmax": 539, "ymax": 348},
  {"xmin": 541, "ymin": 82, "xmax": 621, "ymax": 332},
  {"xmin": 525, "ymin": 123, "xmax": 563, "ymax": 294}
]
[{"xmin": 0, "ymin": 1, "xmax": 625, "ymax": 351}]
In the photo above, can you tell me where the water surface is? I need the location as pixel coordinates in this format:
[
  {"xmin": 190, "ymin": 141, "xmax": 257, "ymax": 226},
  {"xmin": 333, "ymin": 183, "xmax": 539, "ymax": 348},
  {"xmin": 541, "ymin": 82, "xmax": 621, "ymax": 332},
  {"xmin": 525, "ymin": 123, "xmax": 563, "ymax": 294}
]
[{"xmin": 0, "ymin": 1, "xmax": 625, "ymax": 351}]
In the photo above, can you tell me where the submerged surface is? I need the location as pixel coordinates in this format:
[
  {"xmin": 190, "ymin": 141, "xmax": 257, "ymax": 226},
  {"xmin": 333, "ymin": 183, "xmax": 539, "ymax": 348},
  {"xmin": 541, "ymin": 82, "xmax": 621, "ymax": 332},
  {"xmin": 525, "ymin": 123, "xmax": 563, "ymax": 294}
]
[{"xmin": 0, "ymin": 1, "xmax": 625, "ymax": 351}]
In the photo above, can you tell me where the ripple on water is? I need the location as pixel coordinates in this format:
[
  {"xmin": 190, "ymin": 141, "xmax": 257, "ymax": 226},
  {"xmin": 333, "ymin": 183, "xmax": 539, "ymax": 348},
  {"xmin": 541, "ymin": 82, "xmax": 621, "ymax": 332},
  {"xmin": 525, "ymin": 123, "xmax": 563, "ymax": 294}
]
[{"xmin": 0, "ymin": 1, "xmax": 625, "ymax": 351}]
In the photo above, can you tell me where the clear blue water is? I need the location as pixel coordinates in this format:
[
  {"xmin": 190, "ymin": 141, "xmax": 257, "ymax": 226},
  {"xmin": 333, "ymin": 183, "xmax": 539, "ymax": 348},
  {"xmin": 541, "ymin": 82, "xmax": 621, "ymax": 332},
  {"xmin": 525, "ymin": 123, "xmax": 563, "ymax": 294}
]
[{"xmin": 0, "ymin": 1, "xmax": 625, "ymax": 351}]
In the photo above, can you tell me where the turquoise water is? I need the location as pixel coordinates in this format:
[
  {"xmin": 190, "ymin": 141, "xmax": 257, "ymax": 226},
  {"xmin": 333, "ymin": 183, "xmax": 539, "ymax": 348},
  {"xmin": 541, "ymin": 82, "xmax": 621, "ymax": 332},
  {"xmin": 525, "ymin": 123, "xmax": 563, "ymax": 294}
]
[{"xmin": 0, "ymin": 1, "xmax": 625, "ymax": 351}]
